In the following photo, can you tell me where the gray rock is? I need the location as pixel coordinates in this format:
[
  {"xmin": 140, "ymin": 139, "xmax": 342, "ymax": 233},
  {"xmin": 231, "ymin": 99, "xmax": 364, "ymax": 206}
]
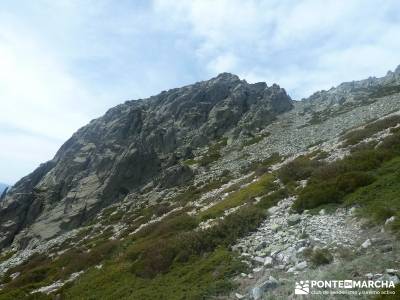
[
  {"xmin": 271, "ymin": 223, "xmax": 282, "ymax": 232},
  {"xmin": 235, "ymin": 293, "xmax": 245, "ymax": 299},
  {"xmin": 386, "ymin": 269, "xmax": 399, "ymax": 276},
  {"xmin": 264, "ymin": 256, "xmax": 273, "ymax": 267},
  {"xmin": 377, "ymin": 274, "xmax": 400, "ymax": 285},
  {"xmin": 252, "ymin": 256, "xmax": 265, "ymax": 265},
  {"xmin": 10, "ymin": 272, "xmax": 20, "ymax": 280},
  {"xmin": 365, "ymin": 273, "xmax": 373, "ymax": 279},
  {"xmin": 385, "ymin": 216, "xmax": 396, "ymax": 225},
  {"xmin": 251, "ymin": 276, "xmax": 279, "ymax": 299},
  {"xmin": 295, "ymin": 261, "xmax": 308, "ymax": 271},
  {"xmin": 361, "ymin": 239, "xmax": 372, "ymax": 249},
  {"xmin": 287, "ymin": 214, "xmax": 301, "ymax": 226},
  {"xmin": 267, "ymin": 206, "xmax": 280, "ymax": 215},
  {"xmin": 255, "ymin": 241, "xmax": 267, "ymax": 251}
]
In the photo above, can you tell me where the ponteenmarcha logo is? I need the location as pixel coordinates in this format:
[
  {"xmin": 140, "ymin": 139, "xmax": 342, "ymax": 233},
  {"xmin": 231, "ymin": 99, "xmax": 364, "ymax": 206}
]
[
  {"xmin": 295, "ymin": 280, "xmax": 310, "ymax": 294},
  {"xmin": 294, "ymin": 279, "xmax": 396, "ymax": 296}
]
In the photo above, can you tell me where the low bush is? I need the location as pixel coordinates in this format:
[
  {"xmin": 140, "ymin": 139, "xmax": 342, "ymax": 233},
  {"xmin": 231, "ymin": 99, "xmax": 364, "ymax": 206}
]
[
  {"xmin": 342, "ymin": 115, "xmax": 400, "ymax": 146},
  {"xmin": 344, "ymin": 157, "xmax": 400, "ymax": 230},
  {"xmin": 309, "ymin": 248, "xmax": 333, "ymax": 267},
  {"xmin": 134, "ymin": 211, "xmax": 198, "ymax": 240},
  {"xmin": 278, "ymin": 156, "xmax": 323, "ymax": 184},
  {"xmin": 294, "ymin": 130, "xmax": 400, "ymax": 214},
  {"xmin": 256, "ymin": 188, "xmax": 289, "ymax": 209},
  {"xmin": 129, "ymin": 206, "xmax": 265, "ymax": 278}
]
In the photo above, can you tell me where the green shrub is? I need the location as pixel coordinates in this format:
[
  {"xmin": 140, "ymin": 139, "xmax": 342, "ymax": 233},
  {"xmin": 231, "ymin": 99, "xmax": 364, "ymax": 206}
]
[
  {"xmin": 344, "ymin": 157, "xmax": 400, "ymax": 229},
  {"xmin": 342, "ymin": 115, "xmax": 400, "ymax": 146},
  {"xmin": 134, "ymin": 212, "xmax": 198, "ymax": 240},
  {"xmin": 256, "ymin": 188, "xmax": 289, "ymax": 209},
  {"xmin": 132, "ymin": 238, "xmax": 179, "ymax": 278},
  {"xmin": 278, "ymin": 156, "xmax": 323, "ymax": 184},
  {"xmin": 309, "ymin": 248, "xmax": 333, "ymax": 267},
  {"xmin": 129, "ymin": 205, "xmax": 264, "ymax": 279},
  {"xmin": 294, "ymin": 171, "xmax": 375, "ymax": 212},
  {"xmin": 294, "ymin": 182, "xmax": 339, "ymax": 212},
  {"xmin": 63, "ymin": 247, "xmax": 245, "ymax": 300},
  {"xmin": 293, "ymin": 131, "xmax": 400, "ymax": 217},
  {"xmin": 335, "ymin": 172, "xmax": 375, "ymax": 194}
]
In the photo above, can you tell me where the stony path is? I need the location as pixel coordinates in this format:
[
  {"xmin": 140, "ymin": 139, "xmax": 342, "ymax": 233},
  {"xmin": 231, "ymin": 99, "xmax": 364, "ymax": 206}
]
[
  {"xmin": 234, "ymin": 197, "xmax": 362, "ymax": 272},
  {"xmin": 231, "ymin": 196, "xmax": 371, "ymax": 299}
]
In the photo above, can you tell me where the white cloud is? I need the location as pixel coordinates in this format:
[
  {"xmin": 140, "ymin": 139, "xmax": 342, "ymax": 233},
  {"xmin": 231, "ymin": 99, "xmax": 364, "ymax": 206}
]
[
  {"xmin": 207, "ymin": 53, "xmax": 238, "ymax": 74},
  {"xmin": 154, "ymin": 0, "xmax": 400, "ymax": 98}
]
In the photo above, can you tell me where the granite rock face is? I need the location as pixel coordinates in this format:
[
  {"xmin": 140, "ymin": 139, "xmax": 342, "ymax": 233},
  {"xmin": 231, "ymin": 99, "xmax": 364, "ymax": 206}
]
[{"xmin": 0, "ymin": 73, "xmax": 292, "ymax": 249}]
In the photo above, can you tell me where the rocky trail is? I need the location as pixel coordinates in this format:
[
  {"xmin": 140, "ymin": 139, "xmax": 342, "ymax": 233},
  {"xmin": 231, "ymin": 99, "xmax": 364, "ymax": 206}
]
[{"xmin": 229, "ymin": 195, "xmax": 399, "ymax": 299}]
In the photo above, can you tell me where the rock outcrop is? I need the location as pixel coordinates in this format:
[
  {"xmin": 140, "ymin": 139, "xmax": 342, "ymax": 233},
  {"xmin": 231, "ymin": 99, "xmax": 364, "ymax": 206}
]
[{"xmin": 0, "ymin": 73, "xmax": 292, "ymax": 249}]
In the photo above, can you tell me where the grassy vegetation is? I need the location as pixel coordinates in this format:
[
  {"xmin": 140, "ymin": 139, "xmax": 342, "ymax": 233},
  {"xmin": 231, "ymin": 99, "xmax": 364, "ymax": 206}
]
[
  {"xmin": 256, "ymin": 188, "xmax": 289, "ymax": 209},
  {"xmin": 344, "ymin": 157, "xmax": 400, "ymax": 227},
  {"xmin": 182, "ymin": 158, "xmax": 197, "ymax": 166},
  {"xmin": 198, "ymin": 137, "xmax": 228, "ymax": 166},
  {"xmin": 62, "ymin": 247, "xmax": 244, "ymax": 300},
  {"xmin": 289, "ymin": 129, "xmax": 400, "ymax": 234},
  {"xmin": 0, "ymin": 251, "xmax": 15, "ymax": 264},
  {"xmin": 198, "ymin": 174, "xmax": 277, "ymax": 221},
  {"xmin": 0, "ymin": 239, "xmax": 120, "ymax": 300},
  {"xmin": 303, "ymin": 248, "xmax": 333, "ymax": 267},
  {"xmin": 241, "ymin": 132, "xmax": 271, "ymax": 148},
  {"xmin": 277, "ymin": 155, "xmax": 322, "ymax": 185},
  {"xmin": 341, "ymin": 115, "xmax": 400, "ymax": 147},
  {"xmin": 173, "ymin": 175, "xmax": 232, "ymax": 206},
  {"xmin": 0, "ymin": 201, "xmax": 266, "ymax": 299}
]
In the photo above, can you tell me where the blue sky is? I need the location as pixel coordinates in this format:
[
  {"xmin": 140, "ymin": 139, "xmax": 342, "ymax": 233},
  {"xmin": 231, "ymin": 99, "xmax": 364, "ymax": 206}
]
[{"xmin": 1, "ymin": 0, "xmax": 400, "ymax": 184}]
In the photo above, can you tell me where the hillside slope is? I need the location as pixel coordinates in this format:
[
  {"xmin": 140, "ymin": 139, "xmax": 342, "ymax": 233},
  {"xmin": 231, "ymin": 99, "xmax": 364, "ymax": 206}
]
[{"xmin": 0, "ymin": 67, "xmax": 400, "ymax": 299}]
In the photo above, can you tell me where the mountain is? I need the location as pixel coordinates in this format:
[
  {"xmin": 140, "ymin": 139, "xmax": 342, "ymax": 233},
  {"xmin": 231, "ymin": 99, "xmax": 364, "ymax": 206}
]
[
  {"xmin": 0, "ymin": 73, "xmax": 292, "ymax": 249},
  {"xmin": 0, "ymin": 67, "xmax": 400, "ymax": 299}
]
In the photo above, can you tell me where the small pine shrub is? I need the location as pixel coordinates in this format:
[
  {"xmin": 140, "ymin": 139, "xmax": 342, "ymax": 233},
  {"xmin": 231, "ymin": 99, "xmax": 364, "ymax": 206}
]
[{"xmin": 309, "ymin": 248, "xmax": 333, "ymax": 267}]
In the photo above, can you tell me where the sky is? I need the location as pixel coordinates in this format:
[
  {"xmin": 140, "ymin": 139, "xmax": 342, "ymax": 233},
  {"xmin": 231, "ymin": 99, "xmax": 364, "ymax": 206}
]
[{"xmin": 1, "ymin": 0, "xmax": 400, "ymax": 184}]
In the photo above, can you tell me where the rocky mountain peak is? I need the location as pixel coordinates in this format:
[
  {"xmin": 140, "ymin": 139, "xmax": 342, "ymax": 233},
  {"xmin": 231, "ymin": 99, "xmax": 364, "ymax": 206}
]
[
  {"xmin": 213, "ymin": 72, "xmax": 240, "ymax": 82},
  {"xmin": 0, "ymin": 74, "xmax": 292, "ymax": 249}
]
